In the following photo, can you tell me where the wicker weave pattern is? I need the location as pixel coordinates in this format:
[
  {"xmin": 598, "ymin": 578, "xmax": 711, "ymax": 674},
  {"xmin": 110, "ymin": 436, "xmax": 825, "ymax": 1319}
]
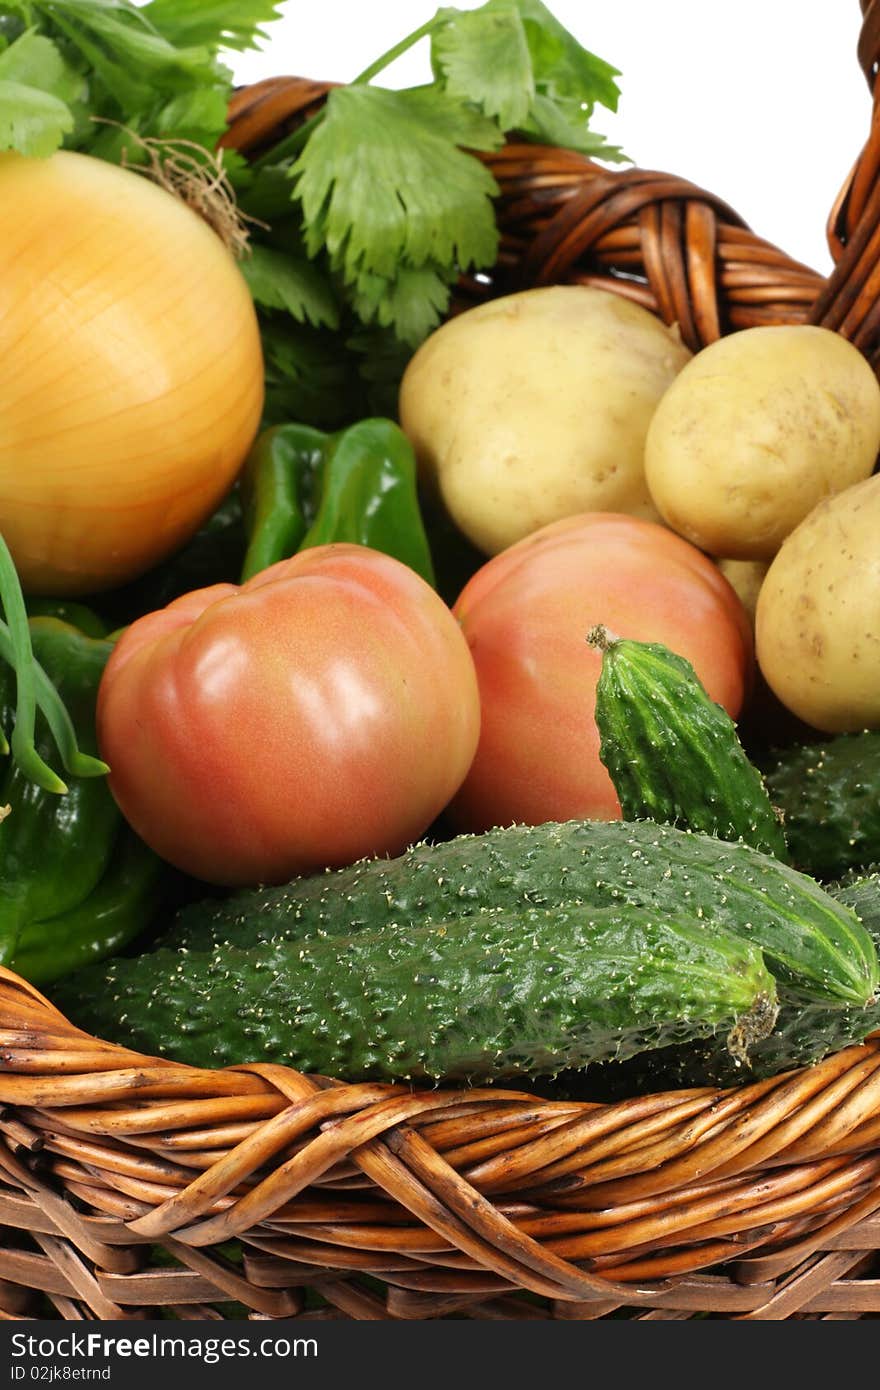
[
  {"xmin": 0, "ymin": 972, "xmax": 879, "ymax": 1320},
  {"xmin": 2, "ymin": 11, "xmax": 880, "ymax": 1321}
]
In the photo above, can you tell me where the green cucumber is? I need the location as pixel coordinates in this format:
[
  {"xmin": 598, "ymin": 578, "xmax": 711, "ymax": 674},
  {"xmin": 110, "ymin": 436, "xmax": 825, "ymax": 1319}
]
[
  {"xmin": 162, "ymin": 820, "xmax": 878, "ymax": 1008},
  {"xmin": 588, "ymin": 626, "xmax": 787, "ymax": 860},
  {"xmin": 833, "ymin": 869, "xmax": 880, "ymax": 931},
  {"xmin": 53, "ymin": 904, "xmax": 777, "ymax": 1081},
  {"xmin": 765, "ymin": 732, "xmax": 880, "ymax": 879},
  {"xmin": 592, "ymin": 871, "xmax": 880, "ymax": 1093}
]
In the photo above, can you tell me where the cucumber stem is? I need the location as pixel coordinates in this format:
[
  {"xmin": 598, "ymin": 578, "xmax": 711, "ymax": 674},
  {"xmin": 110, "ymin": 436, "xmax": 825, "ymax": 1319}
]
[
  {"xmin": 726, "ymin": 991, "xmax": 780, "ymax": 1067},
  {"xmin": 586, "ymin": 623, "xmax": 621, "ymax": 653}
]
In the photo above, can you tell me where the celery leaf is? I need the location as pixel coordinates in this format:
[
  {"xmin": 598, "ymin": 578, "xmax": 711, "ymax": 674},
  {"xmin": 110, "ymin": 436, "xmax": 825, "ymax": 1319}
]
[
  {"xmin": 260, "ymin": 316, "xmax": 368, "ymax": 431},
  {"xmin": 431, "ymin": 3, "xmax": 533, "ymax": 130},
  {"xmin": 241, "ymin": 244, "xmax": 340, "ymax": 331},
  {"xmin": 292, "ymin": 85, "xmax": 500, "ymax": 340},
  {"xmin": 525, "ymin": 92, "xmax": 625, "ymax": 160},
  {"xmin": 0, "ymin": 29, "xmax": 84, "ymax": 102},
  {"xmin": 143, "ymin": 1, "xmax": 284, "ymax": 54},
  {"xmin": 0, "ymin": 77, "xmax": 73, "ymax": 155},
  {"xmin": 514, "ymin": 0, "xmax": 621, "ymax": 113},
  {"xmin": 350, "ymin": 263, "xmax": 458, "ymax": 346},
  {"xmin": 431, "ymin": 0, "xmax": 624, "ymax": 160}
]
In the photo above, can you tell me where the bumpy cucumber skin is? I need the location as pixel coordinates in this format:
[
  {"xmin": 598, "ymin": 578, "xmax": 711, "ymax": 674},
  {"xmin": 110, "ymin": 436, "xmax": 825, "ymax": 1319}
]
[
  {"xmin": 765, "ymin": 733, "xmax": 880, "ymax": 880},
  {"xmin": 594, "ymin": 872, "xmax": 880, "ymax": 1092},
  {"xmin": 591, "ymin": 633, "xmax": 788, "ymax": 861},
  {"xmin": 834, "ymin": 870, "xmax": 880, "ymax": 931},
  {"xmin": 163, "ymin": 821, "xmax": 878, "ymax": 1008},
  {"xmin": 55, "ymin": 905, "xmax": 776, "ymax": 1081}
]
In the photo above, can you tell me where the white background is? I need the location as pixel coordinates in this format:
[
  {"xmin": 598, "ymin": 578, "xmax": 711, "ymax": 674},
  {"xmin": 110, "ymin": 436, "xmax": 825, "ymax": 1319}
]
[{"xmin": 228, "ymin": 1, "xmax": 869, "ymax": 277}]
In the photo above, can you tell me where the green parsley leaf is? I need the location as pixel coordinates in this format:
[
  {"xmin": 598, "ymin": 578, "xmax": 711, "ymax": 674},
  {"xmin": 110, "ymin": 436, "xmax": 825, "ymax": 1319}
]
[
  {"xmin": 260, "ymin": 316, "xmax": 367, "ymax": 431},
  {"xmin": 350, "ymin": 263, "xmax": 458, "ymax": 347},
  {"xmin": 346, "ymin": 323, "xmax": 413, "ymax": 415},
  {"xmin": 514, "ymin": 0, "xmax": 621, "ymax": 113},
  {"xmin": 236, "ymin": 162, "xmax": 298, "ymax": 221},
  {"xmin": 431, "ymin": 2, "xmax": 533, "ymax": 130},
  {"xmin": 293, "ymin": 84, "xmax": 501, "ymax": 342},
  {"xmin": 0, "ymin": 28, "xmax": 84, "ymax": 102},
  {"xmin": 0, "ymin": 77, "xmax": 72, "ymax": 155},
  {"xmin": 241, "ymin": 244, "xmax": 340, "ymax": 331},
  {"xmin": 37, "ymin": 2, "xmax": 221, "ymax": 117},
  {"xmin": 525, "ymin": 91, "xmax": 625, "ymax": 160},
  {"xmin": 429, "ymin": 0, "xmax": 624, "ymax": 161},
  {"xmin": 153, "ymin": 86, "xmax": 230, "ymax": 145},
  {"xmin": 143, "ymin": 1, "xmax": 283, "ymax": 55},
  {"xmin": 26, "ymin": 2, "xmax": 145, "ymax": 13},
  {"xmin": 294, "ymin": 85, "xmax": 501, "ymax": 277}
]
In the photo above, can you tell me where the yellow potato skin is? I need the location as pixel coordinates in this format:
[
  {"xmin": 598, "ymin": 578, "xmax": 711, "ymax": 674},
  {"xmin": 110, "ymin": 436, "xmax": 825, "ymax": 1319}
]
[
  {"xmin": 398, "ymin": 285, "xmax": 691, "ymax": 556},
  {"xmin": 645, "ymin": 325, "xmax": 880, "ymax": 561},
  {"xmin": 756, "ymin": 474, "xmax": 880, "ymax": 732},
  {"xmin": 717, "ymin": 558, "xmax": 768, "ymax": 628}
]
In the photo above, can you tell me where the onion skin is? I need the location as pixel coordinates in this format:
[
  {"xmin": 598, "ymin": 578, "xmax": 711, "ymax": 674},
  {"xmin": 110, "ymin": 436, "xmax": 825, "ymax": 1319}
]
[{"xmin": 0, "ymin": 151, "xmax": 264, "ymax": 595}]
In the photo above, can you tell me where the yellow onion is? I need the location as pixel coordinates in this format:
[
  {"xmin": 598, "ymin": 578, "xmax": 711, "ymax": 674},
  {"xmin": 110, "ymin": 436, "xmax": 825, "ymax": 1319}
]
[{"xmin": 0, "ymin": 150, "xmax": 264, "ymax": 595}]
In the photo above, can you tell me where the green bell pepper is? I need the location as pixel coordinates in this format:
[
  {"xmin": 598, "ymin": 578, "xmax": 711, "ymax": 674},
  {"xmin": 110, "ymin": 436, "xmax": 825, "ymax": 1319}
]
[
  {"xmin": 240, "ymin": 418, "xmax": 435, "ymax": 586},
  {"xmin": 9, "ymin": 831, "xmax": 161, "ymax": 985},
  {"xmin": 0, "ymin": 615, "xmax": 165, "ymax": 979},
  {"xmin": 240, "ymin": 425, "xmax": 325, "ymax": 580},
  {"xmin": 25, "ymin": 598, "xmax": 109, "ymax": 638}
]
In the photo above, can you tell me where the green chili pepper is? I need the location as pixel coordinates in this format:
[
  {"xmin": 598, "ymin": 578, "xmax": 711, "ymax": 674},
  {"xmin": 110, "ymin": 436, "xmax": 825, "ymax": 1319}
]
[
  {"xmin": 301, "ymin": 420, "xmax": 436, "ymax": 585},
  {"xmin": 240, "ymin": 425, "xmax": 326, "ymax": 581},
  {"xmin": 240, "ymin": 418, "xmax": 435, "ymax": 587},
  {"xmin": 0, "ymin": 615, "xmax": 165, "ymax": 973},
  {"xmin": 9, "ymin": 832, "xmax": 162, "ymax": 986},
  {"xmin": 25, "ymin": 599, "xmax": 108, "ymax": 639}
]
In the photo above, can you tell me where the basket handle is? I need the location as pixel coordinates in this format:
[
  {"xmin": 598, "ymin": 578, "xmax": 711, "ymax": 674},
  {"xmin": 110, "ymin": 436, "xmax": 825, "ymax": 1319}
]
[{"xmin": 810, "ymin": 0, "xmax": 880, "ymax": 362}]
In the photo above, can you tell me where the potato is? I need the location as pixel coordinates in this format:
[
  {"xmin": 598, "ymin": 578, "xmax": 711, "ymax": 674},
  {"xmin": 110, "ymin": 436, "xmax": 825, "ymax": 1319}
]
[
  {"xmin": 398, "ymin": 285, "xmax": 691, "ymax": 556},
  {"xmin": 756, "ymin": 474, "xmax": 880, "ymax": 731},
  {"xmin": 644, "ymin": 325, "xmax": 880, "ymax": 560},
  {"xmin": 717, "ymin": 558, "xmax": 768, "ymax": 628}
]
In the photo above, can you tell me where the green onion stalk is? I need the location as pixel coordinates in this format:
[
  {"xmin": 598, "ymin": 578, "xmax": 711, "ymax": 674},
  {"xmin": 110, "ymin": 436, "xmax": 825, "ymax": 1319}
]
[{"xmin": 0, "ymin": 533, "xmax": 109, "ymax": 793}]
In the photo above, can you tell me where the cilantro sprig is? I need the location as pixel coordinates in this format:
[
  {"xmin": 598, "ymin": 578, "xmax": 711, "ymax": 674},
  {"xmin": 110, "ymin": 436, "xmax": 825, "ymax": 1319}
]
[
  {"xmin": 278, "ymin": 0, "xmax": 623, "ymax": 349},
  {"xmin": 0, "ymin": 1, "xmax": 279, "ymax": 154},
  {"xmin": 0, "ymin": 0, "xmax": 624, "ymax": 421}
]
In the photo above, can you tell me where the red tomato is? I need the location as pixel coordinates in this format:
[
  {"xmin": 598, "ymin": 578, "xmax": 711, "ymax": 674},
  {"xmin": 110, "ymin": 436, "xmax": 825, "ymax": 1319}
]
[
  {"xmin": 97, "ymin": 545, "xmax": 480, "ymax": 885},
  {"xmin": 448, "ymin": 513, "xmax": 753, "ymax": 833}
]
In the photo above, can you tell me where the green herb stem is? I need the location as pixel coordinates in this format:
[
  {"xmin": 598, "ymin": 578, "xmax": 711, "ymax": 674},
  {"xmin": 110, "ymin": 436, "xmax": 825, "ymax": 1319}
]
[
  {"xmin": 0, "ymin": 620, "xmax": 110, "ymax": 784},
  {"xmin": 32, "ymin": 659, "xmax": 110, "ymax": 781},
  {"xmin": 252, "ymin": 16, "xmax": 441, "ymax": 172},
  {"xmin": 350, "ymin": 17, "xmax": 438, "ymax": 86},
  {"xmin": 0, "ymin": 533, "xmax": 67, "ymax": 793},
  {"xmin": 0, "ymin": 532, "xmax": 109, "ymax": 789},
  {"xmin": 251, "ymin": 107, "xmax": 324, "ymax": 170}
]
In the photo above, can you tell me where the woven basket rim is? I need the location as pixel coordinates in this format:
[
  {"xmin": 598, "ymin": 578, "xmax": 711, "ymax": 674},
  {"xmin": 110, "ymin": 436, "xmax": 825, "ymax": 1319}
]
[{"xmin": 2, "ymin": 964, "xmax": 880, "ymax": 1319}]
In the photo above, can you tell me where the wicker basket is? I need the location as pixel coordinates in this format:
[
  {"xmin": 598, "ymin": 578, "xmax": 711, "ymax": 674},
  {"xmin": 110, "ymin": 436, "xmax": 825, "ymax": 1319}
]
[{"xmin": 2, "ymin": 6, "xmax": 880, "ymax": 1324}]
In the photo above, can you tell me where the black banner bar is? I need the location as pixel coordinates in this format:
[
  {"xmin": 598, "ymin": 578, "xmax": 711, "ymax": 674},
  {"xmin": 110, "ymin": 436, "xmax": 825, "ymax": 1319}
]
[{"xmin": 0, "ymin": 1317, "xmax": 864, "ymax": 1387}]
